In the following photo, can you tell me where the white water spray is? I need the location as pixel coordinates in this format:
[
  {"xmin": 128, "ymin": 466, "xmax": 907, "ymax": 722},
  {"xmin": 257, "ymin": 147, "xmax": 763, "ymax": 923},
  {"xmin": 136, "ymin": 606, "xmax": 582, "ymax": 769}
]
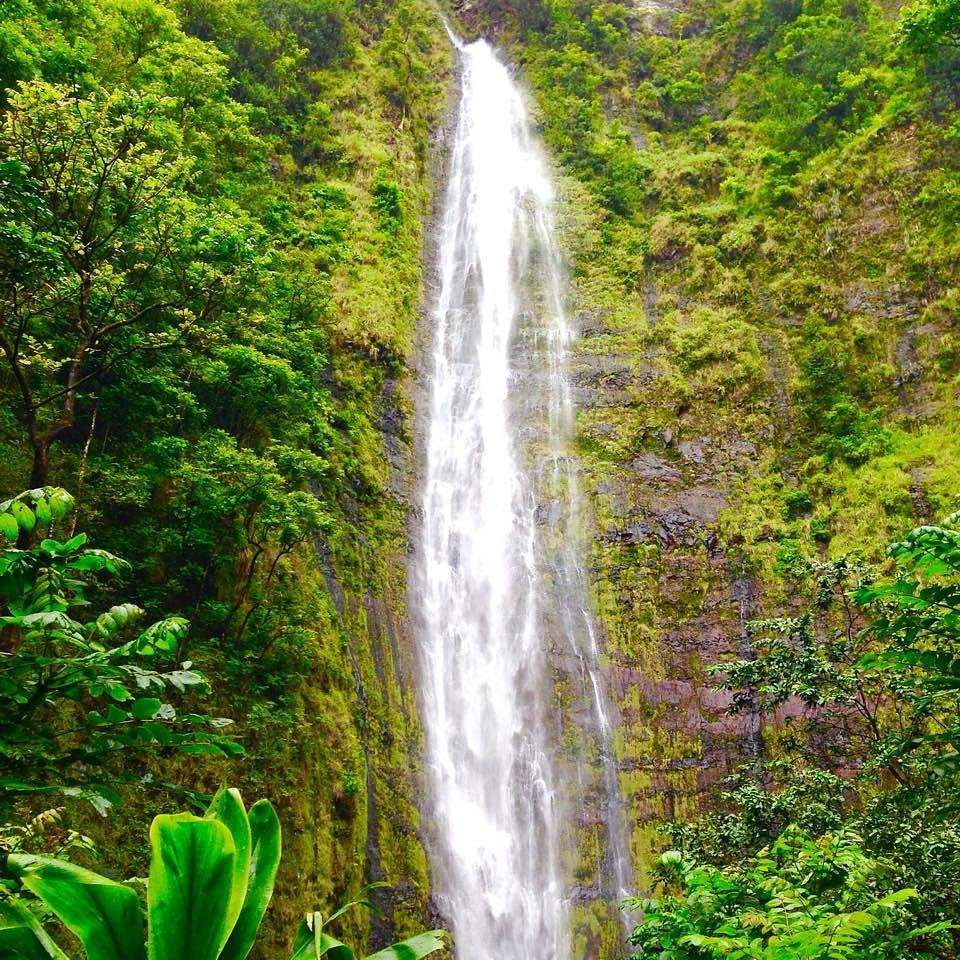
[{"xmin": 416, "ymin": 36, "xmax": 631, "ymax": 960}]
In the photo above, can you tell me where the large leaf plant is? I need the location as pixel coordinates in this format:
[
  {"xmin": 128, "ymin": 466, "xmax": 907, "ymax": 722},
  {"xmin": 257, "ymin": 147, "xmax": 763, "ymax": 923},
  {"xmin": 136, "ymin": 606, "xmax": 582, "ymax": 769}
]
[{"xmin": 3, "ymin": 788, "xmax": 447, "ymax": 960}]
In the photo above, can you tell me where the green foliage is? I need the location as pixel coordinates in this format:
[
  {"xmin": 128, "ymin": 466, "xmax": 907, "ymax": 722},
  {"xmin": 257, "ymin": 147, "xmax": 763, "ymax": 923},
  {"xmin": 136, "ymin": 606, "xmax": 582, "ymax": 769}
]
[
  {"xmin": 854, "ymin": 511, "xmax": 960, "ymax": 771},
  {"xmin": 714, "ymin": 510, "xmax": 960, "ymax": 780},
  {"xmin": 0, "ymin": 487, "xmax": 238, "ymax": 815},
  {"xmin": 6, "ymin": 787, "xmax": 446, "ymax": 960},
  {"xmin": 0, "ymin": 77, "xmax": 253, "ymax": 486},
  {"xmin": 0, "ymin": 0, "xmax": 449, "ymax": 945},
  {"xmin": 628, "ymin": 828, "xmax": 947, "ymax": 959},
  {"xmin": 641, "ymin": 510, "xmax": 960, "ymax": 955},
  {"xmin": 796, "ymin": 325, "xmax": 891, "ymax": 465},
  {"xmin": 508, "ymin": 0, "xmax": 960, "ymax": 940},
  {"xmin": 16, "ymin": 854, "xmax": 147, "ymax": 960},
  {"xmin": 289, "ymin": 901, "xmax": 446, "ymax": 960},
  {"xmin": 371, "ymin": 174, "xmax": 403, "ymax": 236},
  {"xmin": 899, "ymin": 0, "xmax": 960, "ymax": 54},
  {"xmin": 665, "ymin": 764, "xmax": 849, "ymax": 866}
]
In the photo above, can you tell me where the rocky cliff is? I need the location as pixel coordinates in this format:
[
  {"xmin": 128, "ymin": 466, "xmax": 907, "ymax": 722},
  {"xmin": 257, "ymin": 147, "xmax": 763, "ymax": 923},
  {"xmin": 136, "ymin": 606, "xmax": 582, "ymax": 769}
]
[{"xmin": 493, "ymin": 0, "xmax": 960, "ymax": 898}]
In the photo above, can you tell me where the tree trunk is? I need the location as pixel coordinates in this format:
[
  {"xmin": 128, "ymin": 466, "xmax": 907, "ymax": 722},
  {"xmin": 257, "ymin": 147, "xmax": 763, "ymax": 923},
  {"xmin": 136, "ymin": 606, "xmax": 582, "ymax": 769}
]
[{"xmin": 30, "ymin": 440, "xmax": 49, "ymax": 489}]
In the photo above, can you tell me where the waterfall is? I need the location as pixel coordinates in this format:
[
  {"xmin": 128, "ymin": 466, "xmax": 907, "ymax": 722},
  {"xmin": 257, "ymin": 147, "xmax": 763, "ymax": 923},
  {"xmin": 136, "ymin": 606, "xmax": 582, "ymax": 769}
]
[{"xmin": 416, "ymin": 36, "xmax": 631, "ymax": 960}]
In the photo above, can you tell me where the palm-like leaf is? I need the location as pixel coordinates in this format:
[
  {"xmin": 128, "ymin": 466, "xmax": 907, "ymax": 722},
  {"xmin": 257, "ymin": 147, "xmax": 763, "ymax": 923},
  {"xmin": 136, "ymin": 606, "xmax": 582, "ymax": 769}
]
[
  {"xmin": 221, "ymin": 799, "xmax": 282, "ymax": 960},
  {"xmin": 365, "ymin": 932, "xmax": 447, "ymax": 960},
  {"xmin": 289, "ymin": 914, "xmax": 354, "ymax": 960},
  {"xmin": 147, "ymin": 814, "xmax": 237, "ymax": 960},
  {"xmin": 0, "ymin": 900, "xmax": 70, "ymax": 960},
  {"xmin": 204, "ymin": 788, "xmax": 253, "ymax": 941},
  {"xmin": 9, "ymin": 855, "xmax": 145, "ymax": 960}
]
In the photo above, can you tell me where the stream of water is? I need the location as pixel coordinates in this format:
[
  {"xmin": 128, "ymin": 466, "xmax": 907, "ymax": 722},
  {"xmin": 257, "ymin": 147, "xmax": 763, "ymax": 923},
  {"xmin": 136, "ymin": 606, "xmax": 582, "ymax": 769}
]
[{"xmin": 416, "ymin": 36, "xmax": 631, "ymax": 960}]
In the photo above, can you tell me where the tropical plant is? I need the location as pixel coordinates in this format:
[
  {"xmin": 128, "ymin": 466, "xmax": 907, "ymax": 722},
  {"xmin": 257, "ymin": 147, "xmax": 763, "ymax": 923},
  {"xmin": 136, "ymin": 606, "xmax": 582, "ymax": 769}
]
[
  {"xmin": 854, "ymin": 511, "xmax": 960, "ymax": 773},
  {"xmin": 4, "ymin": 787, "xmax": 447, "ymax": 960},
  {"xmin": 662, "ymin": 508, "xmax": 960, "ymax": 953},
  {"xmin": 713, "ymin": 510, "xmax": 960, "ymax": 782},
  {"xmin": 0, "ymin": 487, "xmax": 239, "ymax": 814},
  {"xmin": 627, "ymin": 828, "xmax": 951, "ymax": 959},
  {"xmin": 0, "ymin": 78, "xmax": 259, "ymax": 487}
]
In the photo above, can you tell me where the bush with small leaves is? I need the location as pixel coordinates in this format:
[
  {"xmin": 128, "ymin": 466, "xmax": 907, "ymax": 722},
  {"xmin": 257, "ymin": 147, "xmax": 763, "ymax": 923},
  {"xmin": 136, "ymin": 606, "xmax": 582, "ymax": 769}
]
[
  {"xmin": 0, "ymin": 488, "xmax": 239, "ymax": 816},
  {"xmin": 627, "ymin": 828, "xmax": 951, "ymax": 959}
]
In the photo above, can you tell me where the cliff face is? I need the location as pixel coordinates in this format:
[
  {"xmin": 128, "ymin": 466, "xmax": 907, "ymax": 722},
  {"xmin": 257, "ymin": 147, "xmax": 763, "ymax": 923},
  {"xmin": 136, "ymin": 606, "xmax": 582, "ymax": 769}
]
[
  {"xmin": 132, "ymin": 10, "xmax": 458, "ymax": 950},
  {"xmin": 497, "ymin": 0, "xmax": 960, "ymax": 897},
  {"xmin": 419, "ymin": 0, "xmax": 960, "ymax": 932},
  {"xmin": 5, "ymin": 0, "xmax": 959, "ymax": 952}
]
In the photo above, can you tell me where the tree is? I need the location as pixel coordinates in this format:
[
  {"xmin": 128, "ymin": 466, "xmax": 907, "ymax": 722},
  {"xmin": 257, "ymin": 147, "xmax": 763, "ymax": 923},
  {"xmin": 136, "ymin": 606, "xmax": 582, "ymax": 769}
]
[
  {"xmin": 899, "ymin": 0, "xmax": 960, "ymax": 54},
  {"xmin": 713, "ymin": 511, "xmax": 960, "ymax": 783},
  {"xmin": 674, "ymin": 508, "xmax": 960, "ymax": 953},
  {"xmin": 854, "ymin": 511, "xmax": 960, "ymax": 773},
  {"xmin": 0, "ymin": 81, "xmax": 253, "ymax": 486}
]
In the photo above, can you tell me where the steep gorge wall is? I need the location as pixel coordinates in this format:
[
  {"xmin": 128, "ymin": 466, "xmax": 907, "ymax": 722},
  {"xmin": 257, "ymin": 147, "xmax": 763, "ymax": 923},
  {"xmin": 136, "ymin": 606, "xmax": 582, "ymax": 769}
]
[
  {"xmin": 470, "ymin": 0, "xmax": 960, "ymax": 899},
  {"xmin": 125, "ymin": 14, "xmax": 458, "ymax": 951},
  {"xmin": 6, "ymin": 0, "xmax": 959, "ymax": 952}
]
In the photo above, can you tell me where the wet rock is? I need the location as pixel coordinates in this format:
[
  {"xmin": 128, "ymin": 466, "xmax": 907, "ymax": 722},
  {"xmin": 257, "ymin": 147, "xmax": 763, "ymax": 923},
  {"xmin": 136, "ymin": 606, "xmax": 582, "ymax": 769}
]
[
  {"xmin": 590, "ymin": 421, "xmax": 618, "ymax": 437},
  {"xmin": 843, "ymin": 280, "xmax": 916, "ymax": 320},
  {"xmin": 678, "ymin": 437, "xmax": 708, "ymax": 465},
  {"xmin": 571, "ymin": 357, "xmax": 635, "ymax": 391},
  {"xmin": 896, "ymin": 326, "xmax": 923, "ymax": 386},
  {"xmin": 576, "ymin": 309, "xmax": 611, "ymax": 338},
  {"xmin": 604, "ymin": 509, "xmax": 702, "ymax": 548},
  {"xmin": 534, "ymin": 499, "xmax": 562, "ymax": 526},
  {"xmin": 630, "ymin": 0, "xmax": 685, "ymax": 35},
  {"xmin": 675, "ymin": 485, "xmax": 726, "ymax": 524},
  {"xmin": 628, "ymin": 452, "xmax": 682, "ymax": 483}
]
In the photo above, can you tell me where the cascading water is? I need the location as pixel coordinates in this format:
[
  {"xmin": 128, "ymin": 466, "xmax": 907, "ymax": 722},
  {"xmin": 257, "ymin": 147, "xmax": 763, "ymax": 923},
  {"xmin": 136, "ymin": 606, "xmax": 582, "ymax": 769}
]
[{"xmin": 417, "ymin": 35, "xmax": 631, "ymax": 960}]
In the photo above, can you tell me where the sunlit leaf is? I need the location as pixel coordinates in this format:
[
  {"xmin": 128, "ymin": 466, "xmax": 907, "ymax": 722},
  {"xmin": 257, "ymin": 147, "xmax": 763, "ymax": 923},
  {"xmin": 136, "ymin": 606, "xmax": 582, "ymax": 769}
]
[
  {"xmin": 11, "ymin": 855, "xmax": 146, "ymax": 960},
  {"xmin": 147, "ymin": 815, "xmax": 237, "ymax": 960}
]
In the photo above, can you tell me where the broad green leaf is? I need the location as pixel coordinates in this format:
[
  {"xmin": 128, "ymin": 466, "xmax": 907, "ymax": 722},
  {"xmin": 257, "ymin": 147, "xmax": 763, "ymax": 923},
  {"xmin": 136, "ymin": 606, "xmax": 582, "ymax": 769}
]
[
  {"xmin": 204, "ymin": 788, "xmax": 253, "ymax": 940},
  {"xmin": 220, "ymin": 800, "xmax": 282, "ymax": 960},
  {"xmin": 93, "ymin": 604, "xmax": 143, "ymax": 640},
  {"xmin": 0, "ymin": 900, "xmax": 70, "ymax": 960},
  {"xmin": 10, "ymin": 503, "xmax": 35, "ymax": 532},
  {"xmin": 44, "ymin": 489, "xmax": 74, "ymax": 520},
  {"xmin": 132, "ymin": 698, "xmax": 163, "ymax": 720},
  {"xmin": 875, "ymin": 888, "xmax": 917, "ymax": 907},
  {"xmin": 34, "ymin": 498, "xmax": 51, "ymax": 525},
  {"xmin": 365, "ymin": 932, "xmax": 447, "ymax": 960},
  {"xmin": 134, "ymin": 618, "xmax": 188, "ymax": 655},
  {"xmin": 0, "ymin": 514, "xmax": 18, "ymax": 540},
  {"xmin": 10, "ymin": 855, "xmax": 146, "ymax": 960},
  {"xmin": 147, "ymin": 814, "xmax": 237, "ymax": 960}
]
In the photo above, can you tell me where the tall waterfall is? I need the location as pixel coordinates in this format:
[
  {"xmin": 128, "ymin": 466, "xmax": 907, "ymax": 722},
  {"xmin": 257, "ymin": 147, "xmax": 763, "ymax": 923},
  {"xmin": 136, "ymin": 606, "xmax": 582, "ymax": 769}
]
[{"xmin": 416, "ymin": 36, "xmax": 630, "ymax": 960}]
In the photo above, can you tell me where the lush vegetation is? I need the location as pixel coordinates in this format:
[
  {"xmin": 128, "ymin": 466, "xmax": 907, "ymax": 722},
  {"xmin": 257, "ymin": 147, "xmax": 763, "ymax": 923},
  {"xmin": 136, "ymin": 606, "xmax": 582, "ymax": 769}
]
[
  {"xmin": 0, "ymin": 487, "xmax": 238, "ymax": 817},
  {"xmin": 627, "ymin": 510, "xmax": 960, "ymax": 957},
  {"xmin": 463, "ymin": 0, "xmax": 960, "ymax": 952},
  {"xmin": 471, "ymin": 0, "xmax": 960, "ymax": 938},
  {"xmin": 0, "ymin": 0, "xmax": 450, "ymax": 952},
  {"xmin": 5, "ymin": 785, "xmax": 446, "ymax": 960},
  {"xmin": 3, "ymin": 0, "xmax": 960, "ymax": 953}
]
